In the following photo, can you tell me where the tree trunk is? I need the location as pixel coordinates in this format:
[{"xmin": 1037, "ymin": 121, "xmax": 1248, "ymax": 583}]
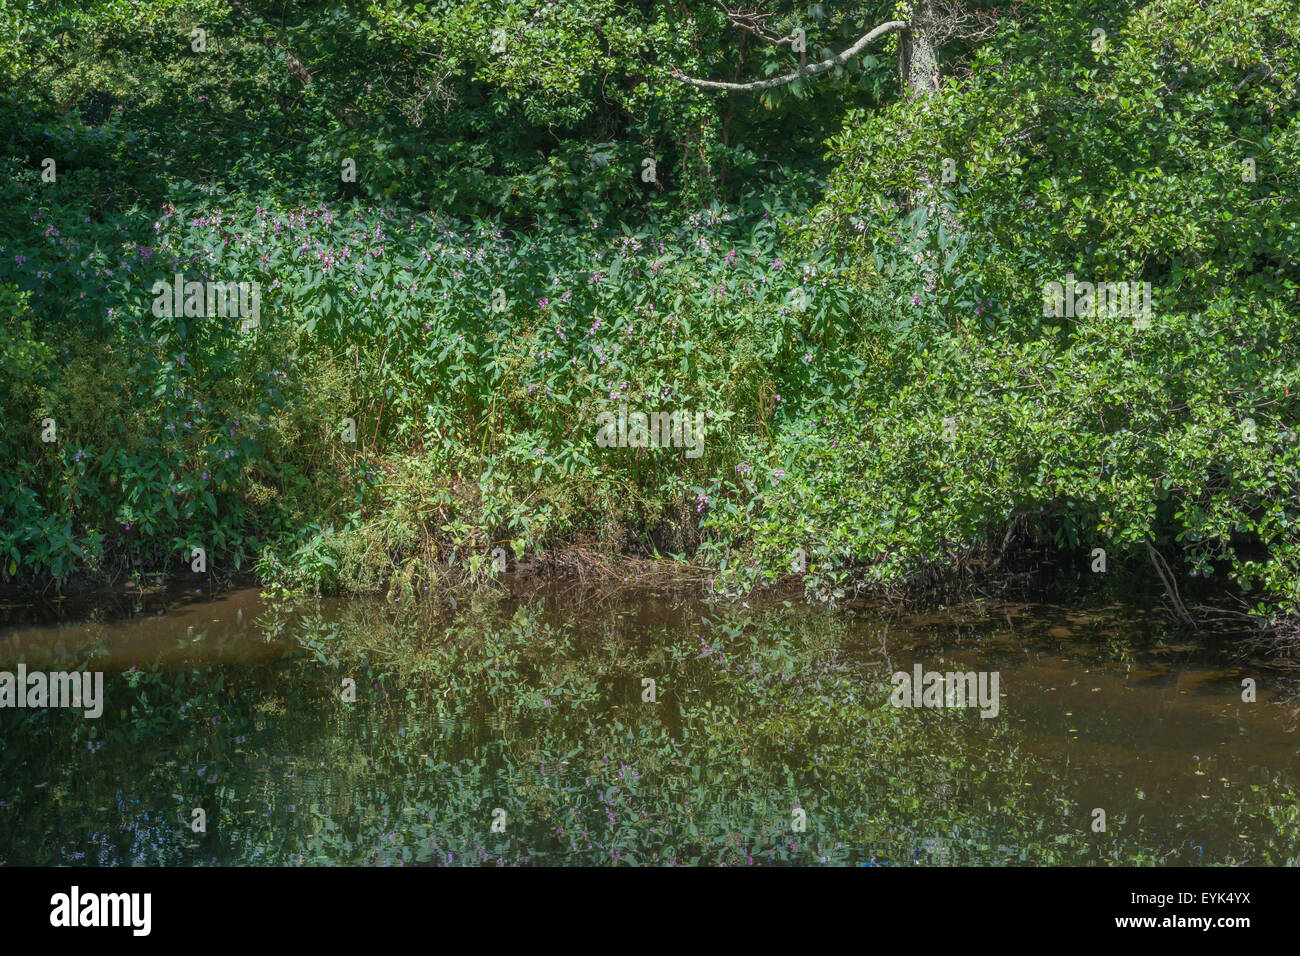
[
  {"xmin": 899, "ymin": 3, "xmax": 943, "ymax": 290},
  {"xmin": 900, "ymin": 0, "xmax": 940, "ymax": 97}
]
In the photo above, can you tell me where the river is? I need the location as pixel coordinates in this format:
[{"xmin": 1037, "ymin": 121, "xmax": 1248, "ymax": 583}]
[{"xmin": 1, "ymin": 581, "xmax": 1296, "ymax": 865}]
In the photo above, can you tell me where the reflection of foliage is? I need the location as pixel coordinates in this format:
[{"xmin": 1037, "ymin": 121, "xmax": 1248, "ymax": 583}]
[{"xmin": 1, "ymin": 595, "xmax": 1297, "ymax": 865}]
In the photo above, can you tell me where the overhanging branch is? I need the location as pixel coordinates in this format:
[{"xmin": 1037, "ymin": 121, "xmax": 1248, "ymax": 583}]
[{"xmin": 670, "ymin": 19, "xmax": 908, "ymax": 92}]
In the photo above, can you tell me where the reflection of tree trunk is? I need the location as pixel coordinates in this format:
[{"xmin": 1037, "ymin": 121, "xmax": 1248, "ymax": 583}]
[{"xmin": 900, "ymin": 0, "xmax": 941, "ymax": 98}]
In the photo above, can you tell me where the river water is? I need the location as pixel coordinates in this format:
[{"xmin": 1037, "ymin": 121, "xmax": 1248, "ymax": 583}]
[{"xmin": 1, "ymin": 581, "xmax": 1296, "ymax": 865}]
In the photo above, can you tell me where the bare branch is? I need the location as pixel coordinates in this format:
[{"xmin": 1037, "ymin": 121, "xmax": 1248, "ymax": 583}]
[
  {"xmin": 230, "ymin": 0, "xmax": 312, "ymax": 85},
  {"xmin": 718, "ymin": 4, "xmax": 799, "ymax": 47},
  {"xmin": 1234, "ymin": 64, "xmax": 1275, "ymax": 92},
  {"xmin": 671, "ymin": 19, "xmax": 908, "ymax": 92},
  {"xmin": 931, "ymin": 0, "xmax": 1016, "ymax": 44}
]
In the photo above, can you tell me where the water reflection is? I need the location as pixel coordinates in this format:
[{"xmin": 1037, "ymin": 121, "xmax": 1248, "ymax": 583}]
[{"xmin": 0, "ymin": 586, "xmax": 1296, "ymax": 865}]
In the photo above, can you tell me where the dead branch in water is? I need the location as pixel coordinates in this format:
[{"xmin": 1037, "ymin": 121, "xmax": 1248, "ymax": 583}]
[{"xmin": 1146, "ymin": 540, "xmax": 1197, "ymax": 629}]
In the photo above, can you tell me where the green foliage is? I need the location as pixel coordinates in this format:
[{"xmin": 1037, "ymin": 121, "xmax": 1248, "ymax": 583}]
[
  {"xmin": 704, "ymin": 299, "xmax": 1300, "ymax": 610},
  {"xmin": 811, "ymin": 0, "xmax": 1300, "ymax": 333},
  {"xmin": 1, "ymin": 0, "xmax": 1298, "ymax": 631}
]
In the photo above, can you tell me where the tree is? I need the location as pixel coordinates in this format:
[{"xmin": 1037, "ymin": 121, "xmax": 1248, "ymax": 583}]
[
  {"xmin": 670, "ymin": 1, "xmax": 944, "ymax": 98},
  {"xmin": 671, "ymin": 1, "xmax": 1012, "ymax": 98}
]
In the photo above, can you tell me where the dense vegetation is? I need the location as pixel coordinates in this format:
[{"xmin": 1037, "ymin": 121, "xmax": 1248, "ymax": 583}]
[{"xmin": 2, "ymin": 1, "xmax": 1298, "ymax": 634}]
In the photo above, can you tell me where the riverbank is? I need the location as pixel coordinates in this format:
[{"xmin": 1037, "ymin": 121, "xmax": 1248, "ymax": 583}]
[{"xmin": 4, "ymin": 200, "xmax": 1298, "ymax": 631}]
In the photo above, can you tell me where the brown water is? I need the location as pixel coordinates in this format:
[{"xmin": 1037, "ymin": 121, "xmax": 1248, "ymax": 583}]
[{"xmin": 0, "ymin": 584, "xmax": 1296, "ymax": 865}]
